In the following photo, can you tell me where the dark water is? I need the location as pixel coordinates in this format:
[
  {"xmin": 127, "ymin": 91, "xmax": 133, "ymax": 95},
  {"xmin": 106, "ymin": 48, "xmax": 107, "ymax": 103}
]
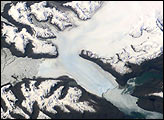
[
  {"xmin": 124, "ymin": 68, "xmax": 163, "ymax": 118},
  {"xmin": 135, "ymin": 71, "xmax": 163, "ymax": 86},
  {"xmin": 123, "ymin": 69, "xmax": 163, "ymax": 94}
]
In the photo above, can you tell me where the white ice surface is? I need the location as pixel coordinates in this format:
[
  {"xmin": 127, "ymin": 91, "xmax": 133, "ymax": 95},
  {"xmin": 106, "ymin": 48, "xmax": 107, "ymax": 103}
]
[
  {"xmin": 37, "ymin": 53, "xmax": 118, "ymax": 97},
  {"xmin": 1, "ymin": 48, "xmax": 42, "ymax": 86}
]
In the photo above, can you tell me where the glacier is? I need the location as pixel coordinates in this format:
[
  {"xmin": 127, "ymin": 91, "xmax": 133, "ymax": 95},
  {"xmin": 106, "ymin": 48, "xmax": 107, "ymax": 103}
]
[
  {"xmin": 1, "ymin": 1, "xmax": 163, "ymax": 119},
  {"xmin": 37, "ymin": 1, "xmax": 163, "ymax": 96},
  {"xmin": 37, "ymin": 1, "xmax": 163, "ymax": 118}
]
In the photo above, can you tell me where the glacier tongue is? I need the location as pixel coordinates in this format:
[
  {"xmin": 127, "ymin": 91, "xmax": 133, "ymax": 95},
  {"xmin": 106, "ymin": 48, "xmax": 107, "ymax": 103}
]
[{"xmin": 37, "ymin": 47, "xmax": 118, "ymax": 97}]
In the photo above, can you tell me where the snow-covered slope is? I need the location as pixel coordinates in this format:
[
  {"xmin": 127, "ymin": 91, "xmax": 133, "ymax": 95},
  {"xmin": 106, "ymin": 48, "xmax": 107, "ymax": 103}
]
[
  {"xmin": 8, "ymin": 2, "xmax": 56, "ymax": 38},
  {"xmin": 1, "ymin": 84, "xmax": 30, "ymax": 119},
  {"xmin": 2, "ymin": 23, "xmax": 57, "ymax": 55},
  {"xmin": 1, "ymin": 79, "xmax": 95, "ymax": 119},
  {"xmin": 63, "ymin": 1, "xmax": 102, "ymax": 20},
  {"xmin": 74, "ymin": 1, "xmax": 163, "ymax": 75},
  {"xmin": 21, "ymin": 80, "xmax": 95, "ymax": 114},
  {"xmin": 8, "ymin": 1, "xmax": 72, "ymax": 31},
  {"xmin": 30, "ymin": 1, "xmax": 72, "ymax": 30},
  {"xmin": 1, "ymin": 77, "xmax": 126, "ymax": 119}
]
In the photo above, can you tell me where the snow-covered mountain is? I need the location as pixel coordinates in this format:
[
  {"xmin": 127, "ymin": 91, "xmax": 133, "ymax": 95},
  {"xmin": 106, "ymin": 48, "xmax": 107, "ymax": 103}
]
[
  {"xmin": 78, "ymin": 1, "xmax": 163, "ymax": 75},
  {"xmin": 63, "ymin": 1, "xmax": 103, "ymax": 20},
  {"xmin": 1, "ymin": 76, "xmax": 126, "ymax": 119},
  {"xmin": 1, "ymin": 1, "xmax": 163, "ymax": 119},
  {"xmin": 2, "ymin": 23, "xmax": 57, "ymax": 56}
]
